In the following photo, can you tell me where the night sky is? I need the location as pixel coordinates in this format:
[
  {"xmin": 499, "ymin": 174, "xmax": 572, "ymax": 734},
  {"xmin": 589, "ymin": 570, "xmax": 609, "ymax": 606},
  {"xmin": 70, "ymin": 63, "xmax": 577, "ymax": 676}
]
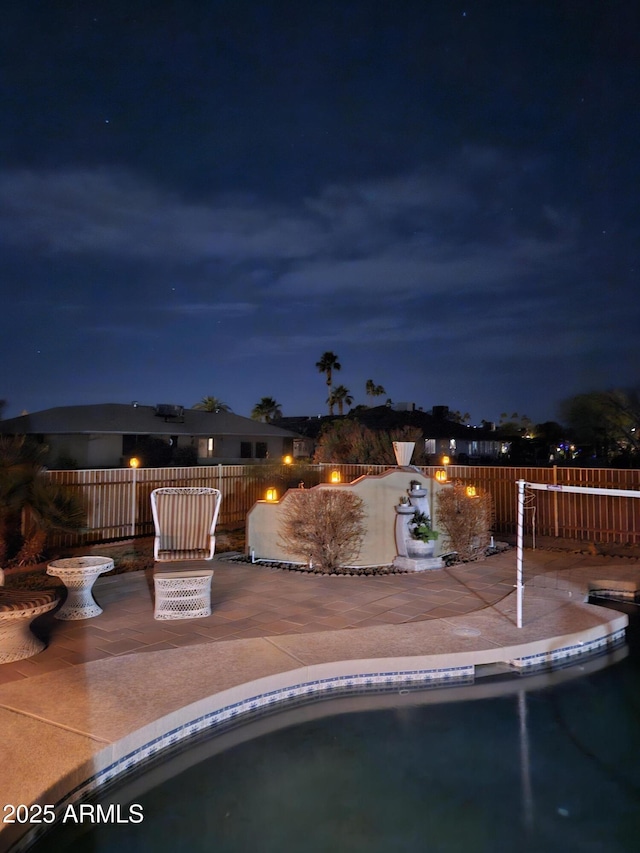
[{"xmin": 2, "ymin": 1, "xmax": 638, "ymax": 424}]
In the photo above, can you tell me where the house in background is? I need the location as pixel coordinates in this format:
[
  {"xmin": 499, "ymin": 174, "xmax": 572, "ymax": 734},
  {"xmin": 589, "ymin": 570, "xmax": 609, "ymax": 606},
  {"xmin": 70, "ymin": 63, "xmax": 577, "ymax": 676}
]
[
  {"xmin": 0, "ymin": 403, "xmax": 300, "ymax": 468},
  {"xmin": 276, "ymin": 405, "xmax": 506, "ymax": 462}
]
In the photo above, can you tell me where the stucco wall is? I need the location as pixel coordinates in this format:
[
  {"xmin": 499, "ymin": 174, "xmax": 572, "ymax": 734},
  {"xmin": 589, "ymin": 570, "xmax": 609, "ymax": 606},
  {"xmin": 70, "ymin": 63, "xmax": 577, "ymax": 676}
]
[
  {"xmin": 44, "ymin": 434, "xmax": 121, "ymax": 468},
  {"xmin": 246, "ymin": 469, "xmax": 449, "ymax": 567}
]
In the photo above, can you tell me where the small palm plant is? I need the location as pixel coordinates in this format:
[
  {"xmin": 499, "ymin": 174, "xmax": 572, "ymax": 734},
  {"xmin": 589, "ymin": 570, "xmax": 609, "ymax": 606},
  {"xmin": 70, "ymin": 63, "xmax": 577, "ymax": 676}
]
[
  {"xmin": 0, "ymin": 436, "xmax": 86, "ymax": 565},
  {"xmin": 409, "ymin": 511, "xmax": 439, "ymax": 542}
]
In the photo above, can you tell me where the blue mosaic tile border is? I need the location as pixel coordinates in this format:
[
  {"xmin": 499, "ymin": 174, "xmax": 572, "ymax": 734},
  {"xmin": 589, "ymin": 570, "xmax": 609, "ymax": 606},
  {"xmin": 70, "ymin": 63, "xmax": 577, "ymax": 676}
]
[
  {"xmin": 11, "ymin": 664, "xmax": 473, "ymax": 852},
  {"xmin": 590, "ymin": 589, "xmax": 638, "ymax": 601},
  {"xmin": 510, "ymin": 628, "xmax": 626, "ymax": 669}
]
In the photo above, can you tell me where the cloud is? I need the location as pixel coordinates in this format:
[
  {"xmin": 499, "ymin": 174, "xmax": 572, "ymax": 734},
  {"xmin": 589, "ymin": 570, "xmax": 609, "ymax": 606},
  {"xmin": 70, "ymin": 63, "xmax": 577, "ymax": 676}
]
[
  {"xmin": 0, "ymin": 147, "xmax": 576, "ymax": 270},
  {"xmin": 0, "ymin": 151, "xmax": 583, "ymax": 350},
  {"xmin": 81, "ymin": 323, "xmax": 160, "ymax": 340},
  {"xmin": 0, "ymin": 169, "xmax": 326, "ymax": 260},
  {"xmin": 163, "ymin": 301, "xmax": 257, "ymax": 317},
  {"xmin": 271, "ymin": 235, "xmax": 575, "ymax": 299}
]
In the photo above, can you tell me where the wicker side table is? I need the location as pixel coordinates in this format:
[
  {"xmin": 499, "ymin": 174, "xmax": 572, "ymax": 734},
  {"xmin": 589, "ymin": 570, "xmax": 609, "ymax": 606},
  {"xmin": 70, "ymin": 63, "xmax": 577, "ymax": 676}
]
[
  {"xmin": 47, "ymin": 556, "xmax": 114, "ymax": 620},
  {"xmin": 0, "ymin": 590, "xmax": 60, "ymax": 663},
  {"xmin": 153, "ymin": 570, "xmax": 214, "ymax": 620}
]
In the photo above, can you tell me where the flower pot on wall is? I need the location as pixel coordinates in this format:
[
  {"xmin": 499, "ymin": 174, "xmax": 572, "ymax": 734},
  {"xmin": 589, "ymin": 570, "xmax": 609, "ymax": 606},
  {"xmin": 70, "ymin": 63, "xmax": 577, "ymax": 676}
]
[{"xmin": 393, "ymin": 441, "xmax": 415, "ymax": 466}]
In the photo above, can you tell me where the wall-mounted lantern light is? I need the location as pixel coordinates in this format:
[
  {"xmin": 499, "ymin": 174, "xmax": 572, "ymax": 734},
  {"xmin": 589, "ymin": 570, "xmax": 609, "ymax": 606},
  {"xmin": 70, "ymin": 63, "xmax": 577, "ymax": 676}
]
[
  {"xmin": 330, "ymin": 470, "xmax": 341, "ymax": 483},
  {"xmin": 465, "ymin": 485, "xmax": 477, "ymax": 498},
  {"xmin": 265, "ymin": 488, "xmax": 278, "ymax": 502},
  {"xmin": 442, "ymin": 455, "xmax": 450, "ymax": 466},
  {"xmin": 283, "ymin": 455, "xmax": 293, "ymax": 465},
  {"xmin": 435, "ymin": 468, "xmax": 447, "ymax": 483}
]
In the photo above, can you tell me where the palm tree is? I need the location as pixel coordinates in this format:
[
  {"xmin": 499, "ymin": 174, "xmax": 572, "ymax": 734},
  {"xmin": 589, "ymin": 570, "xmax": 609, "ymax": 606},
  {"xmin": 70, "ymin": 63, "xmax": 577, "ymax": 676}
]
[
  {"xmin": 365, "ymin": 379, "xmax": 386, "ymax": 403},
  {"xmin": 193, "ymin": 396, "xmax": 231, "ymax": 413},
  {"xmin": 251, "ymin": 397, "xmax": 283, "ymax": 423},
  {"xmin": 316, "ymin": 351, "xmax": 341, "ymax": 413},
  {"xmin": 328, "ymin": 385, "xmax": 353, "ymax": 416}
]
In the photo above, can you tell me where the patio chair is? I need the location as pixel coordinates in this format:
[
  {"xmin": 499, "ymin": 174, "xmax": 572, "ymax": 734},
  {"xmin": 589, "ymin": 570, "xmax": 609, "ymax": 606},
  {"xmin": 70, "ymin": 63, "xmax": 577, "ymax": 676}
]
[
  {"xmin": 151, "ymin": 487, "xmax": 221, "ymax": 620},
  {"xmin": 150, "ymin": 487, "xmax": 222, "ymax": 562}
]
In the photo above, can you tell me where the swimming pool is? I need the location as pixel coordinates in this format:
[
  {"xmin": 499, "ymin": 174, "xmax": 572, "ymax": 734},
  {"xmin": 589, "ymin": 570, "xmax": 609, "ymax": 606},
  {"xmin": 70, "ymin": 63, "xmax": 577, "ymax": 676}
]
[{"xmin": 32, "ymin": 601, "xmax": 640, "ymax": 853}]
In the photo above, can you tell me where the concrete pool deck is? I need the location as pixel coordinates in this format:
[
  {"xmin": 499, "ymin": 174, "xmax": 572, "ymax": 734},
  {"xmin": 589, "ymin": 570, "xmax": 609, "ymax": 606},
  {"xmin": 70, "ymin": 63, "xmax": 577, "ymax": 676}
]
[{"xmin": 1, "ymin": 547, "xmax": 638, "ymax": 851}]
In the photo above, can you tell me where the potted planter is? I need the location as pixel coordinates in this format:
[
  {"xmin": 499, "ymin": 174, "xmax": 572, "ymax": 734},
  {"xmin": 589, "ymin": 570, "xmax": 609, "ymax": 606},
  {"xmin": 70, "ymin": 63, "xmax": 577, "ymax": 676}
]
[
  {"xmin": 409, "ymin": 479, "xmax": 427, "ymax": 498},
  {"xmin": 393, "ymin": 441, "xmax": 415, "ymax": 466},
  {"xmin": 406, "ymin": 538, "xmax": 435, "ymax": 558},
  {"xmin": 407, "ymin": 510, "xmax": 439, "ymax": 557},
  {"xmin": 396, "ymin": 496, "xmax": 416, "ymax": 514}
]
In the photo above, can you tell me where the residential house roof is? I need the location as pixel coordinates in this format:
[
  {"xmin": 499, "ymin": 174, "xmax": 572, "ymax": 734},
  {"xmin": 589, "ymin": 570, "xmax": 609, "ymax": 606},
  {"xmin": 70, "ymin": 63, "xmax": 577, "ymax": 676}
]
[{"xmin": 0, "ymin": 404, "xmax": 301, "ymax": 439}]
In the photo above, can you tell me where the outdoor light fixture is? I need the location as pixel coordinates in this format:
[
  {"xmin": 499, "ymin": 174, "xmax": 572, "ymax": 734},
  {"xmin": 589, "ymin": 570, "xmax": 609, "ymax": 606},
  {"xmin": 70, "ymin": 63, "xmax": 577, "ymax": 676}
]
[
  {"xmin": 442, "ymin": 455, "xmax": 450, "ymax": 466},
  {"xmin": 465, "ymin": 485, "xmax": 477, "ymax": 498},
  {"xmin": 435, "ymin": 468, "xmax": 447, "ymax": 483},
  {"xmin": 330, "ymin": 470, "xmax": 341, "ymax": 483},
  {"xmin": 129, "ymin": 457, "xmax": 140, "ymax": 469},
  {"xmin": 265, "ymin": 488, "xmax": 278, "ymax": 502},
  {"xmin": 283, "ymin": 455, "xmax": 293, "ymax": 465}
]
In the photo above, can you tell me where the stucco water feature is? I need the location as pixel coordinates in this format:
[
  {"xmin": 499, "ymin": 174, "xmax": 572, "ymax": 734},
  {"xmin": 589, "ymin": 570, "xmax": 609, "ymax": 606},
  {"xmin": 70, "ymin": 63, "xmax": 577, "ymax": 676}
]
[
  {"xmin": 392, "ymin": 482, "xmax": 444, "ymax": 571},
  {"xmin": 246, "ymin": 464, "xmax": 449, "ymax": 569}
]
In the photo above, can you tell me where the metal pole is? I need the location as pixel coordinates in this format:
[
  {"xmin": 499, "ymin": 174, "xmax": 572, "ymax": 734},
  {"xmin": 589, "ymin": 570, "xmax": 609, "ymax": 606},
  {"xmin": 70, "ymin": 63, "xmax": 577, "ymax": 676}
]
[
  {"xmin": 553, "ymin": 465, "xmax": 559, "ymax": 538},
  {"xmin": 516, "ymin": 479, "xmax": 525, "ymax": 629}
]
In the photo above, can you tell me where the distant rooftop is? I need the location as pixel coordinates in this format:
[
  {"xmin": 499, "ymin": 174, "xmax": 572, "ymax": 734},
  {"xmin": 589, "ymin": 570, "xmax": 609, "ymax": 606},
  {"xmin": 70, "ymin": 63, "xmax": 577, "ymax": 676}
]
[{"xmin": 0, "ymin": 403, "xmax": 301, "ymax": 438}]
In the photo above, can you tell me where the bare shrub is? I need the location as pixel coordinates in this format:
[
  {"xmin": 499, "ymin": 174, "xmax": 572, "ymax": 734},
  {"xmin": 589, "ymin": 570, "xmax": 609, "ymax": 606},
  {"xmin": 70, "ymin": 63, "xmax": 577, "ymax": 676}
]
[
  {"xmin": 313, "ymin": 421, "xmax": 389, "ymax": 464},
  {"xmin": 436, "ymin": 482, "xmax": 494, "ymax": 561},
  {"xmin": 279, "ymin": 489, "xmax": 366, "ymax": 571}
]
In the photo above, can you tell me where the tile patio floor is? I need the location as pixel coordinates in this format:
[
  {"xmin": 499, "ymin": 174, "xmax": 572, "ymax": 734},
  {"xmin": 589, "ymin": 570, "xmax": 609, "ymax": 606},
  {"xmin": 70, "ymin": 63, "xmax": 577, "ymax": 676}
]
[
  {"xmin": 2, "ymin": 546, "xmax": 637, "ymax": 685},
  {"xmin": 2, "ymin": 543, "xmax": 639, "ymax": 853}
]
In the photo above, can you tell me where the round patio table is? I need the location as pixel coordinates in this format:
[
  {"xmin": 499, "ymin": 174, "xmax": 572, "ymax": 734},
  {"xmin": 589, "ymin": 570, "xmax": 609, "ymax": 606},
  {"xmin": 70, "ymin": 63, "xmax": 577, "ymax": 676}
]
[{"xmin": 47, "ymin": 556, "xmax": 114, "ymax": 620}]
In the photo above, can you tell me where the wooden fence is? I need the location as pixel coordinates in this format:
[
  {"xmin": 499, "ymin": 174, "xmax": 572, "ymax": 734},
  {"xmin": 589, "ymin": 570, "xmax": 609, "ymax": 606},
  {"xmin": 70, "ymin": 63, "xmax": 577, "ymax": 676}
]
[
  {"xmin": 444, "ymin": 465, "xmax": 640, "ymax": 544},
  {"xmin": 46, "ymin": 464, "xmax": 640, "ymax": 549}
]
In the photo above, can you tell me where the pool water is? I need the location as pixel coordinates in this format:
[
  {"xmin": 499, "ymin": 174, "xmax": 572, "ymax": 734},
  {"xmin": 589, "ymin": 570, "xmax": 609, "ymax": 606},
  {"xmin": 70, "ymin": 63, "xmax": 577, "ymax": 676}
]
[{"xmin": 37, "ymin": 602, "xmax": 640, "ymax": 853}]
